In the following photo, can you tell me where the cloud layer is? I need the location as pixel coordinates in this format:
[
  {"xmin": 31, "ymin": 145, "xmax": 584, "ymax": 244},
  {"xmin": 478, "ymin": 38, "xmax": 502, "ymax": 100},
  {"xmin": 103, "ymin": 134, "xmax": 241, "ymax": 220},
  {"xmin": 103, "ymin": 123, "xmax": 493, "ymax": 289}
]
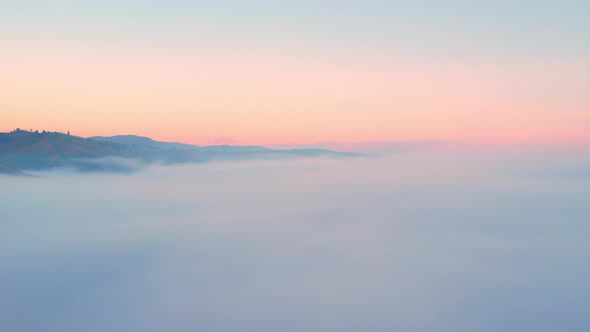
[{"xmin": 1, "ymin": 148, "xmax": 589, "ymax": 331}]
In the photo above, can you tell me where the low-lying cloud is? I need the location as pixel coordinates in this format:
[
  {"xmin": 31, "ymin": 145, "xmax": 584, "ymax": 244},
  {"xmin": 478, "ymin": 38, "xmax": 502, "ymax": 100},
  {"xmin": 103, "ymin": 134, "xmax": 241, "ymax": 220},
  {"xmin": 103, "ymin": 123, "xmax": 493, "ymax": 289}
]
[{"xmin": 1, "ymin": 147, "xmax": 589, "ymax": 332}]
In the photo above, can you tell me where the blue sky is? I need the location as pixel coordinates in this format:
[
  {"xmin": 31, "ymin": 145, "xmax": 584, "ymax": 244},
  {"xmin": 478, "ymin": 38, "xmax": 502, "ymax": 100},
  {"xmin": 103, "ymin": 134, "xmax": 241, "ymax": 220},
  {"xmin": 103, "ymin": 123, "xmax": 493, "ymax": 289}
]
[{"xmin": 3, "ymin": 0, "xmax": 588, "ymax": 60}]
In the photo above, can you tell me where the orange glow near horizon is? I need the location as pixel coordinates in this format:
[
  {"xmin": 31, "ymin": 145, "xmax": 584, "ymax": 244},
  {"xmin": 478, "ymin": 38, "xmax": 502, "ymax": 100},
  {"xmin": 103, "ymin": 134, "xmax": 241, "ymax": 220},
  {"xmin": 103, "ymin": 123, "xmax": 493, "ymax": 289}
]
[{"xmin": 2, "ymin": 48, "xmax": 589, "ymax": 146}]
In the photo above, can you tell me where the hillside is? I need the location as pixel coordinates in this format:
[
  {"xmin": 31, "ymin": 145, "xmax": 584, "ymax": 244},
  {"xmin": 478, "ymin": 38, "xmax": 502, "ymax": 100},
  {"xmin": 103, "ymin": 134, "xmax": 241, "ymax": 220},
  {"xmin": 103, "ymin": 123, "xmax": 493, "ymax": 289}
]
[
  {"xmin": 0, "ymin": 162, "xmax": 29, "ymax": 176},
  {"xmin": 89, "ymin": 135, "xmax": 198, "ymax": 150},
  {"xmin": 0, "ymin": 129, "xmax": 357, "ymax": 174},
  {"xmin": 0, "ymin": 130, "xmax": 131, "ymax": 172}
]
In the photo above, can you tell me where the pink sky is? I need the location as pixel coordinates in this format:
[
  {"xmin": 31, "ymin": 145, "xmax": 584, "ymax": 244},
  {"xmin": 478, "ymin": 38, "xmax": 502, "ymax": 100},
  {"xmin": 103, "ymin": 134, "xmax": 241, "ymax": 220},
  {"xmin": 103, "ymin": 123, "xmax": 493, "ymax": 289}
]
[
  {"xmin": 2, "ymin": 1, "xmax": 589, "ymax": 146},
  {"xmin": 2, "ymin": 48, "xmax": 589, "ymax": 146}
]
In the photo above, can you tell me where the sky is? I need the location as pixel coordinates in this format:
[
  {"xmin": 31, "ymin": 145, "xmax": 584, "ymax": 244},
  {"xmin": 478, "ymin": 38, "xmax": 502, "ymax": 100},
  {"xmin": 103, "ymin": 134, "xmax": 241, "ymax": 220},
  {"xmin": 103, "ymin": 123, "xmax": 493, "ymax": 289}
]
[
  {"xmin": 1, "ymin": 0, "xmax": 589, "ymax": 145},
  {"xmin": 2, "ymin": 149, "xmax": 590, "ymax": 331}
]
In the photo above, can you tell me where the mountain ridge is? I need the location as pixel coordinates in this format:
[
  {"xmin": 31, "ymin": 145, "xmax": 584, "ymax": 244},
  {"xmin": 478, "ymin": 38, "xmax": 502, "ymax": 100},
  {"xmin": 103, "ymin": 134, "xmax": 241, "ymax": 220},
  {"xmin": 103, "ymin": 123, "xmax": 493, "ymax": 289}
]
[
  {"xmin": 0, "ymin": 129, "xmax": 358, "ymax": 175},
  {"xmin": 89, "ymin": 135, "xmax": 199, "ymax": 151}
]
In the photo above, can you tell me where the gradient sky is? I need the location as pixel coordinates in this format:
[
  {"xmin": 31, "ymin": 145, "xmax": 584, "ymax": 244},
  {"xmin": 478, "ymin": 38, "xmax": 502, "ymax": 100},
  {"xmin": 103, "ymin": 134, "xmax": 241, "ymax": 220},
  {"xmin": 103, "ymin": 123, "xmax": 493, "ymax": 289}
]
[{"xmin": 1, "ymin": 0, "xmax": 589, "ymax": 145}]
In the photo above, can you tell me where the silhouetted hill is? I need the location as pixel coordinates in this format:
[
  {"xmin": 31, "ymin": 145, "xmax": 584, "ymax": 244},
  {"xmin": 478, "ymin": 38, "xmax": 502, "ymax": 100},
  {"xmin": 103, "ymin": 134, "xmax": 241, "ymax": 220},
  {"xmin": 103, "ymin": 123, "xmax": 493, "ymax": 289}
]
[
  {"xmin": 0, "ymin": 129, "xmax": 359, "ymax": 174},
  {"xmin": 89, "ymin": 135, "xmax": 198, "ymax": 150},
  {"xmin": 89, "ymin": 136, "xmax": 358, "ymax": 162},
  {"xmin": 1, "ymin": 131, "xmax": 119, "ymax": 154},
  {"xmin": 0, "ymin": 130, "xmax": 129, "ymax": 171}
]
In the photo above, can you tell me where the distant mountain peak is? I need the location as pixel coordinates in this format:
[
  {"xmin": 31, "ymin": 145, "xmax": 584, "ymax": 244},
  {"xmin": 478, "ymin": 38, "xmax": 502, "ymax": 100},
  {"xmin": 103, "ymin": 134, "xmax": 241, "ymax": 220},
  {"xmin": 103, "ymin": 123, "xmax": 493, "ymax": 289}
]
[{"xmin": 89, "ymin": 135, "xmax": 199, "ymax": 150}]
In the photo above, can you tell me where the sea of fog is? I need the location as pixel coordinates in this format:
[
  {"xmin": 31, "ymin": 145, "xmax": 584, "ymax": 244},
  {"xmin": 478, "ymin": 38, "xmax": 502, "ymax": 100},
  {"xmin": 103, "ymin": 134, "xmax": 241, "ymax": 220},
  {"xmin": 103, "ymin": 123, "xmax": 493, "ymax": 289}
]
[{"xmin": 1, "ymin": 147, "xmax": 589, "ymax": 332}]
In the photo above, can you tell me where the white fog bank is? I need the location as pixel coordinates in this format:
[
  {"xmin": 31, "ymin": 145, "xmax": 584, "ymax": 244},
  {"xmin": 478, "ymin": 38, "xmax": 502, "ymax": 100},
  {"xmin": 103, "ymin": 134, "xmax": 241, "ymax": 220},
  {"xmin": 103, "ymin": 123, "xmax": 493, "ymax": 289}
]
[{"xmin": 1, "ymin": 147, "xmax": 589, "ymax": 332}]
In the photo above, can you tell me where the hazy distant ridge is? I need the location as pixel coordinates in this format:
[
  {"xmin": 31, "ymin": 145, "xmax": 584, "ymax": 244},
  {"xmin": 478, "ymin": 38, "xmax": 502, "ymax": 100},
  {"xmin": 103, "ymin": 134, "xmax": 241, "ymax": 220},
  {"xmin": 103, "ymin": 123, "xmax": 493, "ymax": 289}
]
[
  {"xmin": 0, "ymin": 130, "xmax": 356, "ymax": 174},
  {"xmin": 89, "ymin": 135, "xmax": 199, "ymax": 151}
]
